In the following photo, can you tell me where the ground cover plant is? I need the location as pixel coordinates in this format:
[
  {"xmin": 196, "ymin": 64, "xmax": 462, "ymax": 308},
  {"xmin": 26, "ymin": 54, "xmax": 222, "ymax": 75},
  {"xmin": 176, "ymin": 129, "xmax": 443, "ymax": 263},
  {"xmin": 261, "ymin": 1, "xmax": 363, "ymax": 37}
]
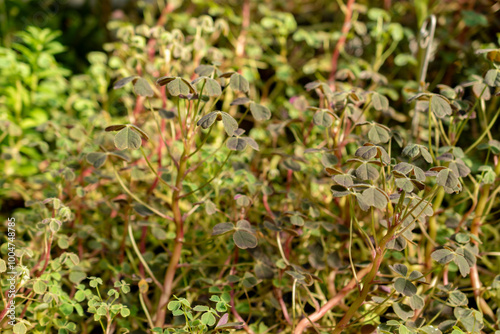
[{"xmin": 1, "ymin": 1, "xmax": 500, "ymax": 333}]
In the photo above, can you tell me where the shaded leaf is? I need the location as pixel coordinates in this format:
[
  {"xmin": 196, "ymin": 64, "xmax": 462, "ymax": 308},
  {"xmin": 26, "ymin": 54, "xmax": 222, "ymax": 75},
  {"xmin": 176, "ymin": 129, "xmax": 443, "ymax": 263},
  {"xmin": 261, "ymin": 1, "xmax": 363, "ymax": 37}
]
[
  {"xmin": 197, "ymin": 112, "xmax": 218, "ymax": 129},
  {"xmin": 212, "ymin": 223, "xmax": 235, "ymax": 236},
  {"xmin": 394, "ymin": 277, "xmax": 417, "ymax": 296},
  {"xmin": 230, "ymin": 73, "xmax": 249, "ymax": 93},
  {"xmin": 114, "ymin": 126, "xmax": 142, "ymax": 150},
  {"xmin": 113, "ymin": 76, "xmax": 138, "ymax": 89},
  {"xmin": 220, "ymin": 112, "xmax": 238, "ymax": 136},
  {"xmin": 134, "ymin": 78, "xmax": 154, "ymax": 97},
  {"xmin": 430, "ymin": 95, "xmax": 452, "ymax": 118},
  {"xmin": 250, "ymin": 103, "xmax": 271, "ymax": 121}
]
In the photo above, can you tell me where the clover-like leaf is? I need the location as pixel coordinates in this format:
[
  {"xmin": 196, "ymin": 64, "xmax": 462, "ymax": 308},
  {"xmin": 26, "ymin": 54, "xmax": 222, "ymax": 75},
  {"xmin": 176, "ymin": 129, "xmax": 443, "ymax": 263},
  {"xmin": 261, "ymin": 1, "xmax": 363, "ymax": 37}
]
[
  {"xmin": 250, "ymin": 102, "xmax": 271, "ymax": 121},
  {"xmin": 371, "ymin": 92, "xmax": 389, "ymax": 111},
  {"xmin": 212, "ymin": 223, "xmax": 235, "ymax": 236},
  {"xmin": 448, "ymin": 290, "xmax": 468, "ymax": 306},
  {"xmin": 229, "ymin": 73, "xmax": 249, "ymax": 93},
  {"xmin": 313, "ymin": 111, "xmax": 333, "ymax": 127},
  {"xmin": 389, "ymin": 264, "xmax": 408, "ymax": 277},
  {"xmin": 436, "ymin": 168, "xmax": 460, "ymax": 193},
  {"xmin": 197, "ymin": 112, "xmax": 218, "ymax": 129},
  {"xmin": 166, "ymin": 77, "xmax": 196, "ymax": 96},
  {"xmin": 368, "ymin": 124, "xmax": 390, "ymax": 144},
  {"xmin": 113, "ymin": 76, "xmax": 138, "ymax": 89},
  {"xmin": 355, "ymin": 145, "xmax": 378, "ymax": 160},
  {"xmin": 430, "ymin": 95, "xmax": 452, "ymax": 118},
  {"xmin": 410, "ymin": 295, "xmax": 424, "ymax": 310},
  {"xmin": 454, "ymin": 254, "xmax": 470, "ymax": 277},
  {"xmin": 86, "ymin": 152, "xmax": 107, "ymax": 169},
  {"xmin": 356, "ymin": 163, "xmax": 379, "ymax": 180},
  {"xmin": 134, "ymin": 78, "xmax": 154, "ymax": 97},
  {"xmin": 220, "ymin": 111, "xmax": 238, "ymax": 136},
  {"xmin": 114, "ymin": 126, "xmax": 142, "ymax": 150},
  {"xmin": 431, "ymin": 249, "xmax": 454, "ymax": 264},
  {"xmin": 227, "ymin": 137, "xmax": 247, "ymax": 151},
  {"xmin": 361, "ymin": 187, "xmax": 388, "ymax": 209},
  {"xmin": 394, "ymin": 278, "xmax": 417, "ymax": 296},
  {"xmin": 393, "ymin": 302, "xmax": 414, "ymax": 321},
  {"xmin": 233, "ymin": 220, "xmax": 257, "ymax": 249},
  {"xmin": 193, "ymin": 77, "xmax": 221, "ymax": 97}
]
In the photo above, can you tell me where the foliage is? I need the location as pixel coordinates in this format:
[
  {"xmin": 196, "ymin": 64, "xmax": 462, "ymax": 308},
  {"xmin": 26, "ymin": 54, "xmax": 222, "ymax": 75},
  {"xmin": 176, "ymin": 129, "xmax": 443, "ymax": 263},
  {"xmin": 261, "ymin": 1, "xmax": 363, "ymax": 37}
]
[{"xmin": 1, "ymin": 1, "xmax": 500, "ymax": 334}]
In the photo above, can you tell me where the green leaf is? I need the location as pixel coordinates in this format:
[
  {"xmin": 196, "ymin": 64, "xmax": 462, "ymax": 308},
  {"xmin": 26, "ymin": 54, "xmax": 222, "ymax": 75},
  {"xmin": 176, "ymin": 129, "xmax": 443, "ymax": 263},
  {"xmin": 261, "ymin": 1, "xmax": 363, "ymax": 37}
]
[
  {"xmin": 372, "ymin": 92, "xmax": 389, "ymax": 111},
  {"xmin": 430, "ymin": 95, "xmax": 452, "ymax": 118},
  {"xmin": 229, "ymin": 73, "xmax": 249, "ymax": 93},
  {"xmin": 454, "ymin": 254, "xmax": 470, "ymax": 277},
  {"xmin": 227, "ymin": 137, "xmax": 247, "ymax": 151},
  {"xmin": 114, "ymin": 126, "xmax": 142, "ymax": 150},
  {"xmin": 120, "ymin": 307, "xmax": 130, "ymax": 317},
  {"xmin": 356, "ymin": 163, "xmax": 379, "ymax": 180},
  {"xmin": 0, "ymin": 259, "xmax": 5, "ymax": 273},
  {"xmin": 461, "ymin": 10, "xmax": 488, "ymax": 27},
  {"xmin": 394, "ymin": 278, "xmax": 417, "ymax": 296},
  {"xmin": 197, "ymin": 112, "xmax": 218, "ymax": 129},
  {"xmin": 201, "ymin": 311, "xmax": 216, "ymax": 326},
  {"xmin": 166, "ymin": 77, "xmax": 195, "ymax": 96},
  {"xmin": 219, "ymin": 112, "xmax": 238, "ymax": 136},
  {"xmin": 368, "ymin": 125, "xmax": 390, "ymax": 144},
  {"xmin": 193, "ymin": 305, "xmax": 209, "ymax": 312},
  {"xmin": 60, "ymin": 303, "xmax": 74, "ymax": 317},
  {"xmin": 431, "ymin": 249, "xmax": 454, "ymax": 264},
  {"xmin": 193, "ymin": 77, "xmax": 221, "ymax": 97},
  {"xmin": 361, "ymin": 187, "xmax": 388, "ymax": 209},
  {"xmin": 449, "ymin": 290, "xmax": 468, "ymax": 306},
  {"xmin": 393, "ymin": 302, "xmax": 414, "ymax": 321},
  {"xmin": 233, "ymin": 220, "xmax": 257, "ymax": 249},
  {"xmin": 355, "ymin": 145, "xmax": 378, "ymax": 160},
  {"xmin": 389, "ymin": 264, "xmax": 408, "ymax": 277},
  {"xmin": 410, "ymin": 295, "xmax": 424, "ymax": 310},
  {"xmin": 113, "ymin": 76, "xmax": 138, "ymax": 89},
  {"xmin": 250, "ymin": 103, "xmax": 271, "ymax": 121},
  {"xmin": 75, "ymin": 290, "xmax": 86, "ymax": 302},
  {"xmin": 212, "ymin": 223, "xmax": 235, "ymax": 236},
  {"xmin": 34, "ymin": 280, "xmax": 47, "ymax": 294},
  {"xmin": 13, "ymin": 323, "xmax": 27, "ymax": 334},
  {"xmin": 86, "ymin": 152, "xmax": 107, "ymax": 169},
  {"xmin": 436, "ymin": 168, "xmax": 460, "ymax": 193},
  {"xmin": 331, "ymin": 185, "xmax": 350, "ymax": 197},
  {"xmin": 313, "ymin": 111, "xmax": 333, "ymax": 127},
  {"xmin": 134, "ymin": 78, "xmax": 154, "ymax": 97},
  {"xmin": 168, "ymin": 301, "xmax": 181, "ymax": 311},
  {"xmin": 485, "ymin": 69, "xmax": 500, "ymax": 87}
]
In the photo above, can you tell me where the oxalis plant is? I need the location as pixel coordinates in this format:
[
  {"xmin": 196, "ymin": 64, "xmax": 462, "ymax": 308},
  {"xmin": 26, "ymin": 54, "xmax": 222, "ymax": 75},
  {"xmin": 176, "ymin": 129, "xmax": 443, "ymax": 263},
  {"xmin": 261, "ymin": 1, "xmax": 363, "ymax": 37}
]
[
  {"xmin": 86, "ymin": 65, "xmax": 269, "ymax": 331},
  {"xmin": 285, "ymin": 50, "xmax": 500, "ymax": 333}
]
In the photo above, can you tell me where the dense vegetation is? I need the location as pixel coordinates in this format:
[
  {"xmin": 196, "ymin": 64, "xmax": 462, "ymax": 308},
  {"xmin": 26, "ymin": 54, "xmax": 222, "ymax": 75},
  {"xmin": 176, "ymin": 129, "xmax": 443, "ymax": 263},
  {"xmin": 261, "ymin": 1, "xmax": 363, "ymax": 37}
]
[{"xmin": 1, "ymin": 1, "xmax": 500, "ymax": 333}]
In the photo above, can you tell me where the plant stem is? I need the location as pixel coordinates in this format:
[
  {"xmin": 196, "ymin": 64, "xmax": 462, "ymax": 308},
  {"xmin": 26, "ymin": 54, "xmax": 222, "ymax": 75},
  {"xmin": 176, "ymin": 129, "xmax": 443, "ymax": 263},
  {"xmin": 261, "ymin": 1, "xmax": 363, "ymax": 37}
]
[
  {"xmin": 155, "ymin": 149, "xmax": 189, "ymax": 327},
  {"xmin": 330, "ymin": 225, "xmax": 397, "ymax": 334}
]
